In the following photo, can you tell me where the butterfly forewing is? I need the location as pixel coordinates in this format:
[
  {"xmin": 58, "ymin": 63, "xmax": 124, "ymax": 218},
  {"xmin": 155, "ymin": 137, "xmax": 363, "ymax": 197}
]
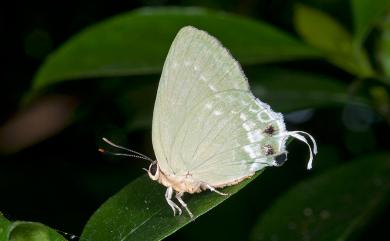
[{"xmin": 152, "ymin": 26, "xmax": 250, "ymax": 174}]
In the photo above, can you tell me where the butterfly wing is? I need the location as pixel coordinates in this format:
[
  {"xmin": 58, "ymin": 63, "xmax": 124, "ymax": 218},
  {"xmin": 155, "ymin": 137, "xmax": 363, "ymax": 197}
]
[
  {"xmin": 152, "ymin": 26, "xmax": 250, "ymax": 175},
  {"xmin": 171, "ymin": 90, "xmax": 287, "ymax": 186}
]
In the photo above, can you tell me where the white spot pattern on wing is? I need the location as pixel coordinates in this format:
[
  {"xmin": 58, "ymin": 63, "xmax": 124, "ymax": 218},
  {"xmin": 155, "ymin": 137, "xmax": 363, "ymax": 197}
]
[
  {"xmin": 243, "ymin": 143, "xmax": 261, "ymax": 158},
  {"xmin": 249, "ymin": 104, "xmax": 260, "ymax": 113},
  {"xmin": 257, "ymin": 112, "xmax": 271, "ymax": 122},
  {"xmin": 247, "ymin": 130, "xmax": 264, "ymax": 143},
  {"xmin": 208, "ymin": 84, "xmax": 217, "ymax": 92},
  {"xmin": 249, "ymin": 162, "xmax": 261, "ymax": 172},
  {"xmin": 240, "ymin": 113, "xmax": 248, "ymax": 121},
  {"xmin": 213, "ymin": 110, "xmax": 223, "ymax": 116},
  {"xmin": 242, "ymin": 120, "xmax": 256, "ymax": 131}
]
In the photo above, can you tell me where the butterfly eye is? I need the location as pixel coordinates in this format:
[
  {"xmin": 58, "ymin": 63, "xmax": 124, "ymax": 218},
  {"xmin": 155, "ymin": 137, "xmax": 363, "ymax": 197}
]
[
  {"xmin": 150, "ymin": 162, "xmax": 158, "ymax": 176},
  {"xmin": 147, "ymin": 161, "xmax": 160, "ymax": 181},
  {"xmin": 275, "ymin": 153, "xmax": 288, "ymax": 166}
]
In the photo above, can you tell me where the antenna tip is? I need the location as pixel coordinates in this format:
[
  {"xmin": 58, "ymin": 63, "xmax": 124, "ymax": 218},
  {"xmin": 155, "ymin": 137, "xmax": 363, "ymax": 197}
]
[{"xmin": 98, "ymin": 148, "xmax": 105, "ymax": 153}]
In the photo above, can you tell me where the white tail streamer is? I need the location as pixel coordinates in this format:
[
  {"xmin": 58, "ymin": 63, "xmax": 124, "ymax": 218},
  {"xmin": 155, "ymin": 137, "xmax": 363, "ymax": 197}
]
[{"xmin": 287, "ymin": 131, "xmax": 318, "ymax": 170}]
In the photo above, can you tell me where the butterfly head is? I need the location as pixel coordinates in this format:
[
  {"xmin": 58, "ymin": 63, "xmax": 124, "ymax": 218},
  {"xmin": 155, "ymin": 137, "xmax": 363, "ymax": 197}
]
[
  {"xmin": 147, "ymin": 161, "xmax": 160, "ymax": 181},
  {"xmin": 99, "ymin": 137, "xmax": 158, "ymax": 180}
]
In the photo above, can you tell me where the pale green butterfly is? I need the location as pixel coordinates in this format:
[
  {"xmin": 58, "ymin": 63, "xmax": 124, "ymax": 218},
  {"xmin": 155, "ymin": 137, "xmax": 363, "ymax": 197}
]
[{"xmin": 103, "ymin": 26, "xmax": 317, "ymax": 218}]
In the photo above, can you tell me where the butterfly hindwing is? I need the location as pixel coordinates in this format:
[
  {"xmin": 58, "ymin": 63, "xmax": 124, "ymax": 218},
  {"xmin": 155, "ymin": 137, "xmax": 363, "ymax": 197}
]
[{"xmin": 169, "ymin": 90, "xmax": 287, "ymax": 186}]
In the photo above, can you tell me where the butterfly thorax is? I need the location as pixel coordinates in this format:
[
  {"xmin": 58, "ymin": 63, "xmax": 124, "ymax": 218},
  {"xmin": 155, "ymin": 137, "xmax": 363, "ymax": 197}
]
[
  {"xmin": 156, "ymin": 166, "xmax": 204, "ymax": 194},
  {"xmin": 146, "ymin": 160, "xmax": 203, "ymax": 193},
  {"xmin": 148, "ymin": 160, "xmax": 258, "ymax": 194}
]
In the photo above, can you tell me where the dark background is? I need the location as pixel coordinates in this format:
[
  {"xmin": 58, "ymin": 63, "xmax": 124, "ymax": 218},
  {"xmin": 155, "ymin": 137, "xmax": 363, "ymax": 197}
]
[{"xmin": 0, "ymin": 0, "xmax": 388, "ymax": 240}]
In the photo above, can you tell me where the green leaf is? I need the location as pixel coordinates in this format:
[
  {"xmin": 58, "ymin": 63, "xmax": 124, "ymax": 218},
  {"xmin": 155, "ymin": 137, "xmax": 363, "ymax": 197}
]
[
  {"xmin": 32, "ymin": 7, "xmax": 319, "ymax": 92},
  {"xmin": 0, "ymin": 218, "xmax": 67, "ymax": 241},
  {"xmin": 1, "ymin": 214, "xmax": 67, "ymax": 241},
  {"xmin": 378, "ymin": 15, "xmax": 390, "ymax": 77},
  {"xmin": 0, "ymin": 213, "xmax": 12, "ymax": 241},
  {"xmin": 250, "ymin": 153, "xmax": 390, "ymax": 241},
  {"xmin": 80, "ymin": 171, "xmax": 262, "ymax": 241},
  {"xmin": 248, "ymin": 67, "xmax": 368, "ymax": 112},
  {"xmin": 294, "ymin": 4, "xmax": 374, "ymax": 77},
  {"xmin": 352, "ymin": 0, "xmax": 390, "ymax": 44}
]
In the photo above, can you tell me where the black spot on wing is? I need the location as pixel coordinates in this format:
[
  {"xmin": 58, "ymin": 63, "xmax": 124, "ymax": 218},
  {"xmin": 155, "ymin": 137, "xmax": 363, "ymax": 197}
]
[
  {"xmin": 263, "ymin": 144, "xmax": 274, "ymax": 156},
  {"xmin": 275, "ymin": 153, "xmax": 287, "ymax": 166},
  {"xmin": 263, "ymin": 125, "xmax": 275, "ymax": 135}
]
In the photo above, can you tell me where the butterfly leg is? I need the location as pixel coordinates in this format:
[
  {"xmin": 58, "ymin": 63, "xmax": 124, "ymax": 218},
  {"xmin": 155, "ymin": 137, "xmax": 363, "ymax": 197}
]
[
  {"xmin": 205, "ymin": 184, "xmax": 228, "ymax": 196},
  {"xmin": 175, "ymin": 192, "xmax": 194, "ymax": 219},
  {"xmin": 165, "ymin": 187, "xmax": 182, "ymax": 216}
]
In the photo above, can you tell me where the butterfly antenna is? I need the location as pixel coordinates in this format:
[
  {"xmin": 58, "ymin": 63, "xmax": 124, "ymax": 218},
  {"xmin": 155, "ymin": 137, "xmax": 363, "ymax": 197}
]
[
  {"xmin": 98, "ymin": 148, "xmax": 153, "ymax": 162},
  {"xmin": 101, "ymin": 137, "xmax": 154, "ymax": 162}
]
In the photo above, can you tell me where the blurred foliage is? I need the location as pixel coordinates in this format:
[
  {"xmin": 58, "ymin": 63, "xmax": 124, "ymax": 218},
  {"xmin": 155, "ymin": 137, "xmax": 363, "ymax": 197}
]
[
  {"xmin": 294, "ymin": 4, "xmax": 373, "ymax": 76},
  {"xmin": 379, "ymin": 15, "xmax": 390, "ymax": 77},
  {"xmin": 30, "ymin": 7, "xmax": 318, "ymax": 93},
  {"xmin": 0, "ymin": 214, "xmax": 67, "ymax": 241},
  {"xmin": 251, "ymin": 153, "xmax": 390, "ymax": 241},
  {"xmin": 1, "ymin": 0, "xmax": 390, "ymax": 241}
]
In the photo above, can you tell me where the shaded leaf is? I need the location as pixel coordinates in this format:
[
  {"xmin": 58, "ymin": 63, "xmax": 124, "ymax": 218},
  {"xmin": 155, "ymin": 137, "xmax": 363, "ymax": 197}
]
[
  {"xmin": 0, "ymin": 213, "xmax": 12, "ymax": 241},
  {"xmin": 0, "ymin": 218, "xmax": 67, "ymax": 241},
  {"xmin": 294, "ymin": 4, "xmax": 373, "ymax": 77},
  {"xmin": 80, "ymin": 171, "xmax": 262, "ymax": 241},
  {"xmin": 378, "ymin": 15, "xmax": 390, "ymax": 77},
  {"xmin": 32, "ymin": 7, "xmax": 319, "ymax": 92},
  {"xmin": 248, "ymin": 67, "xmax": 368, "ymax": 112},
  {"xmin": 250, "ymin": 153, "xmax": 390, "ymax": 241},
  {"xmin": 352, "ymin": 0, "xmax": 390, "ymax": 44}
]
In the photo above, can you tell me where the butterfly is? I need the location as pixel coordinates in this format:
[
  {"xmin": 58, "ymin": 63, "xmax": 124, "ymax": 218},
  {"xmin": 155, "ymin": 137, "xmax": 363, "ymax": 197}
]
[{"xmin": 102, "ymin": 26, "xmax": 317, "ymax": 218}]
